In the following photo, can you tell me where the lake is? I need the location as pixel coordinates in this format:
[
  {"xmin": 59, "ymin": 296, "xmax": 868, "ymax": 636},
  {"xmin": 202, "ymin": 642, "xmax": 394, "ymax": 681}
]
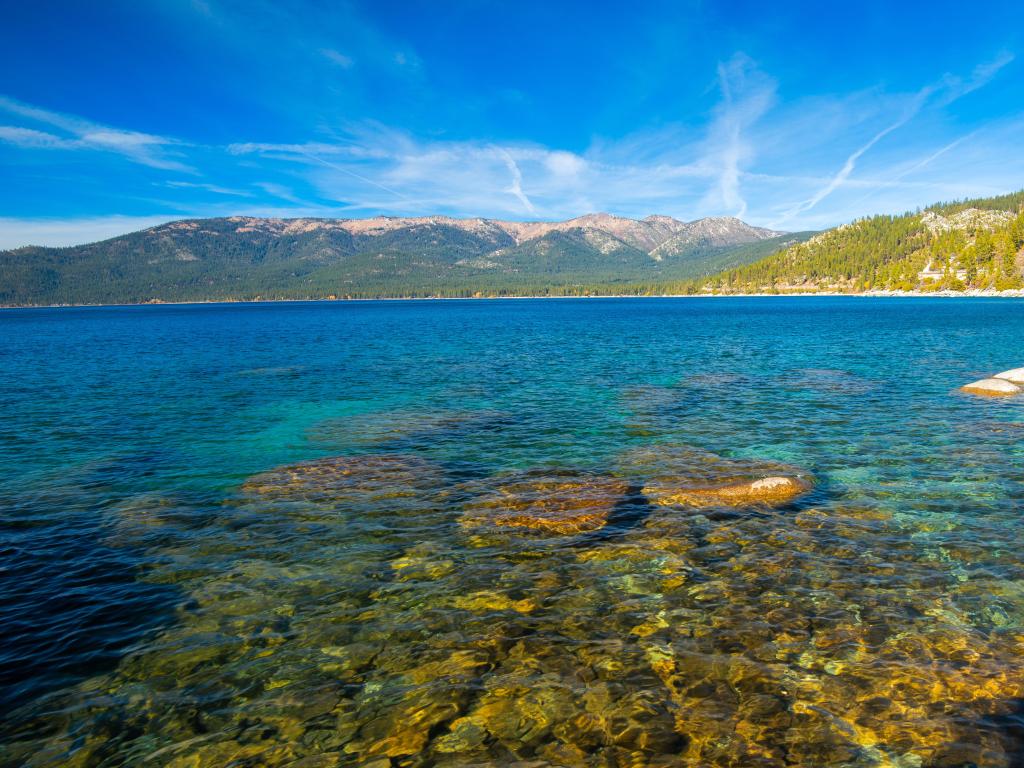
[{"xmin": 2, "ymin": 297, "xmax": 1023, "ymax": 767}]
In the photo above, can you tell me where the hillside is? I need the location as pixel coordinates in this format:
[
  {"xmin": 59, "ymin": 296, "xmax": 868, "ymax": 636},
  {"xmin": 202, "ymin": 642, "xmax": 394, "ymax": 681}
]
[
  {"xmin": 697, "ymin": 191, "xmax": 1024, "ymax": 294},
  {"xmin": 0, "ymin": 214, "xmax": 806, "ymax": 305}
]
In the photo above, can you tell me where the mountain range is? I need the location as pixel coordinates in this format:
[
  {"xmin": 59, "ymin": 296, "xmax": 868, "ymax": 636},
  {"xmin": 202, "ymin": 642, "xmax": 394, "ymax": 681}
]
[
  {"xmin": 3, "ymin": 190, "xmax": 1023, "ymax": 306},
  {"xmin": 0, "ymin": 214, "xmax": 806, "ymax": 305}
]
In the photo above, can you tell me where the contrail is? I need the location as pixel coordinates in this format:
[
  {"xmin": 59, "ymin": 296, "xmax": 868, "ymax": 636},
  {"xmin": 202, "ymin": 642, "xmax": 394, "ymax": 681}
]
[
  {"xmin": 844, "ymin": 132, "xmax": 976, "ymax": 211},
  {"xmin": 889, "ymin": 132, "xmax": 974, "ymax": 182},
  {"xmin": 496, "ymin": 147, "xmax": 537, "ymax": 215},
  {"xmin": 715, "ymin": 60, "xmax": 747, "ymax": 219},
  {"xmin": 777, "ymin": 53, "xmax": 1012, "ymax": 225},
  {"xmin": 299, "ymin": 150, "xmax": 410, "ymax": 200},
  {"xmin": 780, "ymin": 111, "xmax": 916, "ymax": 222}
]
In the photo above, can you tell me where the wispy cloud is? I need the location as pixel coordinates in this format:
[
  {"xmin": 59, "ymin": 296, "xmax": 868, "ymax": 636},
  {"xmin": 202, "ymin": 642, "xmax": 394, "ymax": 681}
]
[
  {"xmin": 0, "ymin": 125, "xmax": 79, "ymax": 149},
  {"xmin": 894, "ymin": 133, "xmax": 976, "ymax": 182},
  {"xmin": 2, "ymin": 50, "xmax": 1021, "ymax": 246},
  {"xmin": 0, "ymin": 95, "xmax": 193, "ymax": 171},
  {"xmin": 254, "ymin": 182, "xmax": 313, "ymax": 205},
  {"xmin": 320, "ymin": 48, "xmax": 354, "ymax": 68},
  {"xmin": 496, "ymin": 147, "xmax": 536, "ymax": 215},
  {"xmin": 172, "ymin": 0, "xmax": 425, "ymax": 105},
  {"xmin": 196, "ymin": 79, "xmax": 1024, "ymax": 227},
  {"xmin": 936, "ymin": 52, "xmax": 1015, "ymax": 104},
  {"xmin": 843, "ymin": 131, "xmax": 979, "ymax": 212},
  {"xmin": 776, "ymin": 54, "xmax": 1014, "ymax": 223},
  {"xmin": 704, "ymin": 53, "xmax": 776, "ymax": 218},
  {"xmin": 164, "ymin": 180, "xmax": 253, "ymax": 196},
  {"xmin": 227, "ymin": 140, "xmax": 363, "ymax": 156},
  {"xmin": 295, "ymin": 144, "xmax": 411, "ymax": 201},
  {"xmin": 778, "ymin": 106, "xmax": 920, "ymax": 222},
  {"xmin": 225, "ymin": 109, "xmax": 746, "ymax": 220}
]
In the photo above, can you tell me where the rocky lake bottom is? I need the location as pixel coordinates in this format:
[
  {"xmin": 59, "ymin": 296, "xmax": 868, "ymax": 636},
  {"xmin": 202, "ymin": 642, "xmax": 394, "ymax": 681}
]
[{"xmin": 1, "ymin": 297, "xmax": 1023, "ymax": 767}]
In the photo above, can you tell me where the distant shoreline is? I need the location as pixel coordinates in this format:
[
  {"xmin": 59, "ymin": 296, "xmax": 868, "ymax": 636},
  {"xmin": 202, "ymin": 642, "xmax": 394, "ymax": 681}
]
[{"xmin": 3, "ymin": 288, "xmax": 1024, "ymax": 310}]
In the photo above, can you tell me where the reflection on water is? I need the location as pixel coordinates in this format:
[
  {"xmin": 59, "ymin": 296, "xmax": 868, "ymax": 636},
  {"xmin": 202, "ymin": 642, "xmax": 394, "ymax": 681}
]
[{"xmin": 1, "ymin": 297, "xmax": 1024, "ymax": 767}]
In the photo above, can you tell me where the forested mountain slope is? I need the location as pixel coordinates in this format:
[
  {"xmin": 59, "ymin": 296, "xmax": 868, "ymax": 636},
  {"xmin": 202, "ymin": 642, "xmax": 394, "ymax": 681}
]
[{"xmin": 697, "ymin": 191, "xmax": 1024, "ymax": 294}]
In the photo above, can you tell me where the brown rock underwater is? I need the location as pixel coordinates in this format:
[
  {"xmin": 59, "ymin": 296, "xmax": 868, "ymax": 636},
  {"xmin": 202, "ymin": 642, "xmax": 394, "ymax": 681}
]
[{"xmin": 5, "ymin": 445, "xmax": 1024, "ymax": 768}]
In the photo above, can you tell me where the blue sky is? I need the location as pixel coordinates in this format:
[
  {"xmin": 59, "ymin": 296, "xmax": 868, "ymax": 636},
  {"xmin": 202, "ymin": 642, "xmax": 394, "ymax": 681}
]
[{"xmin": 1, "ymin": 0, "xmax": 1023, "ymax": 247}]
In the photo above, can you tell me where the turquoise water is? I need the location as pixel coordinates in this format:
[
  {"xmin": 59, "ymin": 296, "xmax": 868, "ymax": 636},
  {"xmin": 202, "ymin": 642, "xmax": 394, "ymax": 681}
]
[{"xmin": 1, "ymin": 297, "xmax": 1023, "ymax": 767}]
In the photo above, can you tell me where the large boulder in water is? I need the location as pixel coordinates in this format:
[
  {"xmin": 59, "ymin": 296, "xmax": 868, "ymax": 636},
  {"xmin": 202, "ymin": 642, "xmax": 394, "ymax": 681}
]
[
  {"xmin": 994, "ymin": 367, "xmax": 1024, "ymax": 384},
  {"xmin": 461, "ymin": 469, "xmax": 630, "ymax": 535},
  {"xmin": 960, "ymin": 378, "xmax": 1022, "ymax": 397},
  {"xmin": 653, "ymin": 475, "xmax": 811, "ymax": 507},
  {"xmin": 618, "ymin": 446, "xmax": 812, "ymax": 509}
]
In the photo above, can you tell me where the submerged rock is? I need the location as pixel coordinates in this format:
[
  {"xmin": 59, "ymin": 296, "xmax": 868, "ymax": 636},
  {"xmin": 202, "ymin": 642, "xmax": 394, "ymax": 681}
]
[
  {"xmin": 15, "ymin": 437, "xmax": 1024, "ymax": 767},
  {"xmin": 619, "ymin": 446, "xmax": 812, "ymax": 509},
  {"xmin": 461, "ymin": 469, "xmax": 631, "ymax": 535},
  {"xmin": 653, "ymin": 475, "xmax": 810, "ymax": 507},
  {"xmin": 240, "ymin": 453, "xmax": 444, "ymax": 504},
  {"xmin": 390, "ymin": 543, "xmax": 457, "ymax": 581},
  {"xmin": 778, "ymin": 368, "xmax": 877, "ymax": 395},
  {"xmin": 432, "ymin": 716, "xmax": 488, "ymax": 754},
  {"xmin": 961, "ymin": 378, "xmax": 1022, "ymax": 397},
  {"xmin": 102, "ymin": 493, "xmax": 196, "ymax": 548},
  {"xmin": 308, "ymin": 409, "xmax": 514, "ymax": 447},
  {"xmin": 994, "ymin": 367, "xmax": 1024, "ymax": 384},
  {"xmin": 452, "ymin": 590, "xmax": 537, "ymax": 614}
]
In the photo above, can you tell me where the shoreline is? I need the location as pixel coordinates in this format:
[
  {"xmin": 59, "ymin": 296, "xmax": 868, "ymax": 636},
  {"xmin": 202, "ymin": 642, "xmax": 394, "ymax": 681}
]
[{"xmin": 2, "ymin": 288, "xmax": 1024, "ymax": 310}]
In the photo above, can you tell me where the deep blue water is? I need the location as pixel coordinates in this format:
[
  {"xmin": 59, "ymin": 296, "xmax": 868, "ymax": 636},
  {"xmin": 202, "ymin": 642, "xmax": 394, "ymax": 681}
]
[{"xmin": 1, "ymin": 297, "xmax": 1023, "ymax": 767}]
